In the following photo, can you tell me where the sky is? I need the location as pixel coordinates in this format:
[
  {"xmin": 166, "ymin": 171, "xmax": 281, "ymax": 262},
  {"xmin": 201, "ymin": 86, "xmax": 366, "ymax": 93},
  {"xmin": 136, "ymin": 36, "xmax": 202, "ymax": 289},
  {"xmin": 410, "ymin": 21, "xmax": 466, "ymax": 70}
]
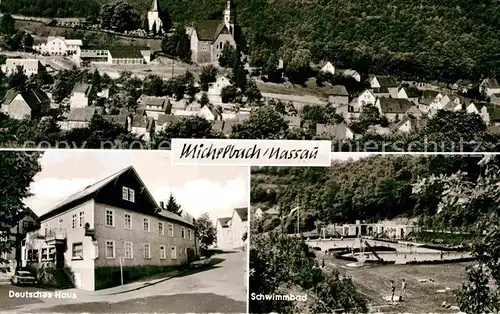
[{"xmin": 23, "ymin": 150, "xmax": 249, "ymax": 221}]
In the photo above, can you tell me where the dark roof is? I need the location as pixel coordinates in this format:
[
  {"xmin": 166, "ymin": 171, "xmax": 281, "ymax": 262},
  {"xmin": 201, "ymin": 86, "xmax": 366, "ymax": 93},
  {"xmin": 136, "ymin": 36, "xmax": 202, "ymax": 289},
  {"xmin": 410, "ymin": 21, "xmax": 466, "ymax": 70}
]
[
  {"xmin": 233, "ymin": 207, "xmax": 248, "ymax": 222},
  {"xmin": 109, "ymin": 47, "xmax": 145, "ymax": 59},
  {"xmin": 400, "ymin": 87, "xmax": 421, "ymax": 98},
  {"xmin": 194, "ymin": 20, "xmax": 227, "ymax": 42},
  {"xmin": 72, "ymin": 83, "xmax": 94, "ymax": 97},
  {"xmin": 422, "ymin": 90, "xmax": 440, "ymax": 99},
  {"xmin": 217, "ymin": 217, "xmax": 231, "ymax": 228},
  {"xmin": 374, "ymin": 76, "xmax": 398, "ymax": 88},
  {"xmin": 157, "ymin": 113, "xmax": 180, "ymax": 126},
  {"xmin": 481, "ymin": 103, "xmax": 500, "ymax": 122},
  {"xmin": 378, "ymin": 97, "xmax": 413, "ymax": 113},
  {"xmin": 38, "ymin": 166, "xmax": 193, "ymax": 227},
  {"xmin": 67, "ymin": 107, "xmax": 96, "ymax": 122},
  {"xmin": 131, "ymin": 115, "xmax": 154, "ymax": 131},
  {"xmin": 2, "ymin": 88, "xmax": 50, "ymax": 112},
  {"xmin": 327, "ymin": 85, "xmax": 348, "ymax": 96},
  {"xmin": 102, "ymin": 114, "xmax": 128, "ymax": 125},
  {"xmin": 394, "ymin": 115, "xmax": 427, "ymax": 132},
  {"xmin": 373, "ymin": 87, "xmax": 390, "ymax": 94},
  {"xmin": 483, "ymin": 78, "xmax": 500, "ymax": 89}
]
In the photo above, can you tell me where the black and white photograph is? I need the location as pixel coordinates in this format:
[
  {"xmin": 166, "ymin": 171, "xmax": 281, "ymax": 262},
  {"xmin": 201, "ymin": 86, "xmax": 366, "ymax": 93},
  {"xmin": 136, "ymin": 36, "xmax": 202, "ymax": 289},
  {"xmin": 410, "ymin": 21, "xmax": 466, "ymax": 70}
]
[
  {"xmin": 249, "ymin": 153, "xmax": 500, "ymax": 313},
  {"xmin": 0, "ymin": 150, "xmax": 248, "ymax": 313},
  {"xmin": 1, "ymin": 1, "xmax": 500, "ymax": 151}
]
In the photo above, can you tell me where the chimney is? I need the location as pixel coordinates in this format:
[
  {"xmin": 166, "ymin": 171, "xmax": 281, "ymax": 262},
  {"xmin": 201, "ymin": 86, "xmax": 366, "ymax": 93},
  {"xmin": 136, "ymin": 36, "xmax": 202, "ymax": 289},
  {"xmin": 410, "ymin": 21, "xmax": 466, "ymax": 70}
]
[{"xmin": 159, "ymin": 201, "xmax": 164, "ymax": 210}]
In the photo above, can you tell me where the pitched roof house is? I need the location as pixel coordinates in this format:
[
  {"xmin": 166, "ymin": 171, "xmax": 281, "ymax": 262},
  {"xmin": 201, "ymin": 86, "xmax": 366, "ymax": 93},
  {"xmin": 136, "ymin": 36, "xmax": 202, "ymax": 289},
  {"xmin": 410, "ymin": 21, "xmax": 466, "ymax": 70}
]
[
  {"xmin": 320, "ymin": 62, "xmax": 335, "ymax": 75},
  {"xmin": 327, "ymin": 85, "xmax": 349, "ymax": 106},
  {"xmin": 216, "ymin": 217, "xmax": 233, "ymax": 250},
  {"xmin": 1, "ymin": 88, "xmax": 50, "ymax": 120},
  {"xmin": 59, "ymin": 107, "xmax": 97, "ymax": 130},
  {"xmin": 480, "ymin": 78, "xmax": 500, "ymax": 96},
  {"xmin": 186, "ymin": 0, "xmax": 237, "ymax": 64},
  {"xmin": 230, "ymin": 207, "xmax": 248, "ymax": 250},
  {"xmin": 316, "ymin": 122, "xmax": 355, "ymax": 140},
  {"xmin": 70, "ymin": 83, "xmax": 96, "ymax": 108},
  {"xmin": 22, "ymin": 166, "xmax": 196, "ymax": 291},
  {"xmin": 130, "ymin": 115, "xmax": 155, "ymax": 141},
  {"xmin": 375, "ymin": 97, "xmax": 414, "ymax": 122}
]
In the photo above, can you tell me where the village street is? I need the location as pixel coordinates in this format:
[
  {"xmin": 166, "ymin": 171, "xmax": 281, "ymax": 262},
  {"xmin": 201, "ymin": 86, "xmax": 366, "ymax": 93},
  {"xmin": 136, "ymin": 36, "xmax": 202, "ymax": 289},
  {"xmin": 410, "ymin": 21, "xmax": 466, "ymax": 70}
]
[{"xmin": 0, "ymin": 251, "xmax": 247, "ymax": 313}]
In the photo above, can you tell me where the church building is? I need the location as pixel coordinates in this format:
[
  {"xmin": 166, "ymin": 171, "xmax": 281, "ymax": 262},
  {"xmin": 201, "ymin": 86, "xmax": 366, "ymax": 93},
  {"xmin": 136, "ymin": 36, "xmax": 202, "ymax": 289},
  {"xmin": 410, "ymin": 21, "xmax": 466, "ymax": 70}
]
[
  {"xmin": 186, "ymin": 0, "xmax": 237, "ymax": 64},
  {"xmin": 147, "ymin": 0, "xmax": 163, "ymax": 33}
]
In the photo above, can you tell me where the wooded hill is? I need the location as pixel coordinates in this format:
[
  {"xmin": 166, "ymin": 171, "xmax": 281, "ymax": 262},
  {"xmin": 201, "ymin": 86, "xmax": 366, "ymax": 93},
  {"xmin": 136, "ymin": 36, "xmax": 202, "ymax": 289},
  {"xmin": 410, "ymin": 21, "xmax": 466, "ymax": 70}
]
[
  {"xmin": 251, "ymin": 155, "xmax": 488, "ymax": 232},
  {"xmin": 2, "ymin": 0, "xmax": 500, "ymax": 82}
]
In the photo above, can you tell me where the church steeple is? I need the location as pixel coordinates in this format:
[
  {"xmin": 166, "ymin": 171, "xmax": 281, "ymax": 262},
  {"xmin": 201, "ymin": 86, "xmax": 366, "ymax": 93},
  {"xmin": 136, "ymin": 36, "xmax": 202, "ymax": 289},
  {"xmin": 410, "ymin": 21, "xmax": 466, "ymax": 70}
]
[
  {"xmin": 150, "ymin": 0, "xmax": 160, "ymax": 12},
  {"xmin": 223, "ymin": 0, "xmax": 232, "ymax": 25}
]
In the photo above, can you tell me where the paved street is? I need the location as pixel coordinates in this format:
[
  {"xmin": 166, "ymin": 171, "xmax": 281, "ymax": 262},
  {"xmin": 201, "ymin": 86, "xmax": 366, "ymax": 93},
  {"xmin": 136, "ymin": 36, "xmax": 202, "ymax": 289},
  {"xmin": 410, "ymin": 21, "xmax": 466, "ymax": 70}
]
[{"xmin": 0, "ymin": 251, "xmax": 247, "ymax": 313}]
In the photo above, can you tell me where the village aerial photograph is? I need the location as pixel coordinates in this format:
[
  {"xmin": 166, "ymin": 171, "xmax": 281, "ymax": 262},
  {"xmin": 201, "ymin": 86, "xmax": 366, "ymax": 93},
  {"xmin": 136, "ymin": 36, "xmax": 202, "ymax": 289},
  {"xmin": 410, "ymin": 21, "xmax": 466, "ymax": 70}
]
[
  {"xmin": 250, "ymin": 154, "xmax": 500, "ymax": 314},
  {"xmin": 0, "ymin": 0, "xmax": 499, "ymax": 151},
  {"xmin": 0, "ymin": 150, "xmax": 249, "ymax": 313}
]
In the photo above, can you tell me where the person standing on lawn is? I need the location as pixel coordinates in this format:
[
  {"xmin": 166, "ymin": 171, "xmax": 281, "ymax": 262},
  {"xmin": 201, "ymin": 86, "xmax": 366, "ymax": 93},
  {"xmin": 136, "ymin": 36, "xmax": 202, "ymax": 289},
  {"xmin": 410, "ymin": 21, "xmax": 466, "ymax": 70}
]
[{"xmin": 401, "ymin": 279, "xmax": 407, "ymax": 301}]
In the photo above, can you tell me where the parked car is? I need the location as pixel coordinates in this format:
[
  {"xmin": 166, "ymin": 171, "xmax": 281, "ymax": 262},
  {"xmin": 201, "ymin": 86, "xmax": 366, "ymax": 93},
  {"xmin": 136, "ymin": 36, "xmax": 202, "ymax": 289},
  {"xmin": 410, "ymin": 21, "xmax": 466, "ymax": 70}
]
[
  {"xmin": 11, "ymin": 270, "xmax": 37, "ymax": 286},
  {"xmin": 190, "ymin": 256, "xmax": 211, "ymax": 268}
]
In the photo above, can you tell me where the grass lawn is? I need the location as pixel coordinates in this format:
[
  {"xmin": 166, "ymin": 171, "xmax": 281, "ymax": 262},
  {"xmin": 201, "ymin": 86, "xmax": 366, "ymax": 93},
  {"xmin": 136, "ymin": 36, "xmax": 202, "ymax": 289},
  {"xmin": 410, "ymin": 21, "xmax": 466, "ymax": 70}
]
[{"xmin": 321, "ymin": 253, "xmax": 472, "ymax": 313}]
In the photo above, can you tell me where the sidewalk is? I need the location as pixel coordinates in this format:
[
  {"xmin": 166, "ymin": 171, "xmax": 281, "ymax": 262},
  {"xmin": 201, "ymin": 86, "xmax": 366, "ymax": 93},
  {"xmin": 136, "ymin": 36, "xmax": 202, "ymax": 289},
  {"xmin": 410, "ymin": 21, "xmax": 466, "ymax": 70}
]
[{"xmin": 70, "ymin": 269, "xmax": 187, "ymax": 297}]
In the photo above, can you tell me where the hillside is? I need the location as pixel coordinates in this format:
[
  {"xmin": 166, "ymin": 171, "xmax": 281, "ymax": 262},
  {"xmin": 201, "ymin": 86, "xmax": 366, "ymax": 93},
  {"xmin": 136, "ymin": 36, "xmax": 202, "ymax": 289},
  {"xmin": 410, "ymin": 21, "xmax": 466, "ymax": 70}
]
[
  {"xmin": 2, "ymin": 0, "xmax": 500, "ymax": 81},
  {"xmin": 251, "ymin": 155, "xmax": 485, "ymax": 232}
]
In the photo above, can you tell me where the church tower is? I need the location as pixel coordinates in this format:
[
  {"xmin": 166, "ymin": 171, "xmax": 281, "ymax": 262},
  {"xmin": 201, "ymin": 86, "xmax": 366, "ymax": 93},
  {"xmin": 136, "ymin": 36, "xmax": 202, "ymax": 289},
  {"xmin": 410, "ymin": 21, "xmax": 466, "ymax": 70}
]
[
  {"xmin": 147, "ymin": 0, "xmax": 163, "ymax": 33},
  {"xmin": 222, "ymin": 0, "xmax": 234, "ymax": 36}
]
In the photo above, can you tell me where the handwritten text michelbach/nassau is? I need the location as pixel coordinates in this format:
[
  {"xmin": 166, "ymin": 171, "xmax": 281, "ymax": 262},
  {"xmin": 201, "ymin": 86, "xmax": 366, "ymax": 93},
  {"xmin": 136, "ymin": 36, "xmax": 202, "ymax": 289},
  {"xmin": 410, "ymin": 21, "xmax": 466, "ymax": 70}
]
[{"xmin": 178, "ymin": 143, "xmax": 320, "ymax": 160}]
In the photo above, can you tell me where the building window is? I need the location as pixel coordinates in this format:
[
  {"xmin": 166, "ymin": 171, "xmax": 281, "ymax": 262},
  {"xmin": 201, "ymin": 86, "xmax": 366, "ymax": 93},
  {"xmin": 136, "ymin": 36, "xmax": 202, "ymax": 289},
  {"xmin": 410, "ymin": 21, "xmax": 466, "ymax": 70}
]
[
  {"xmin": 171, "ymin": 246, "xmax": 177, "ymax": 260},
  {"xmin": 144, "ymin": 243, "xmax": 151, "ymax": 259},
  {"xmin": 168, "ymin": 224, "xmax": 173, "ymax": 237},
  {"xmin": 160, "ymin": 245, "xmax": 166, "ymax": 259},
  {"xmin": 49, "ymin": 247, "xmax": 55, "ymax": 261},
  {"xmin": 143, "ymin": 218, "xmax": 150, "ymax": 232},
  {"xmin": 181, "ymin": 227, "xmax": 185, "ymax": 239},
  {"xmin": 188, "ymin": 229, "xmax": 192, "ymax": 240},
  {"xmin": 125, "ymin": 242, "xmax": 133, "ymax": 259},
  {"xmin": 106, "ymin": 240, "xmax": 115, "ymax": 258},
  {"xmin": 159, "ymin": 222, "xmax": 164, "ymax": 235},
  {"xmin": 72, "ymin": 243, "xmax": 83, "ymax": 259},
  {"xmin": 105, "ymin": 209, "xmax": 114, "ymax": 227},
  {"xmin": 122, "ymin": 187, "xmax": 136, "ymax": 202},
  {"xmin": 41, "ymin": 248, "xmax": 49, "ymax": 260},
  {"xmin": 125, "ymin": 213, "xmax": 132, "ymax": 230},
  {"xmin": 72, "ymin": 214, "xmax": 77, "ymax": 229},
  {"xmin": 79, "ymin": 211, "xmax": 84, "ymax": 228}
]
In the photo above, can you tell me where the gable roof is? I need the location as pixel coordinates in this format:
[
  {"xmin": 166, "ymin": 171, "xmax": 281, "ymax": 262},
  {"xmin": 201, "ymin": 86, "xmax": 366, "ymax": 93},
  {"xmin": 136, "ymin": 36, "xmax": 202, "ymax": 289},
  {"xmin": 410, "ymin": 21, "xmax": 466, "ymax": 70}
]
[
  {"xmin": 327, "ymin": 85, "xmax": 348, "ymax": 96},
  {"xmin": 316, "ymin": 122, "xmax": 354, "ymax": 140},
  {"xmin": 481, "ymin": 103, "xmax": 500, "ymax": 122},
  {"xmin": 373, "ymin": 76, "xmax": 398, "ymax": 88},
  {"xmin": 2, "ymin": 88, "xmax": 50, "ymax": 111},
  {"xmin": 102, "ymin": 114, "xmax": 129, "ymax": 126},
  {"xmin": 131, "ymin": 115, "xmax": 155, "ymax": 131},
  {"xmin": 38, "ymin": 166, "xmax": 193, "ymax": 227},
  {"xmin": 72, "ymin": 83, "xmax": 94, "ymax": 97},
  {"xmin": 378, "ymin": 97, "xmax": 413, "ymax": 113},
  {"xmin": 482, "ymin": 78, "xmax": 500, "ymax": 89},
  {"xmin": 109, "ymin": 47, "xmax": 145, "ymax": 59},
  {"xmin": 194, "ymin": 20, "xmax": 227, "ymax": 42},
  {"xmin": 233, "ymin": 207, "xmax": 248, "ymax": 222},
  {"xmin": 321, "ymin": 62, "xmax": 335, "ymax": 74},
  {"xmin": 394, "ymin": 114, "xmax": 427, "ymax": 132},
  {"xmin": 67, "ymin": 107, "xmax": 96, "ymax": 122},
  {"xmin": 400, "ymin": 87, "xmax": 421, "ymax": 98},
  {"xmin": 217, "ymin": 217, "xmax": 232, "ymax": 228}
]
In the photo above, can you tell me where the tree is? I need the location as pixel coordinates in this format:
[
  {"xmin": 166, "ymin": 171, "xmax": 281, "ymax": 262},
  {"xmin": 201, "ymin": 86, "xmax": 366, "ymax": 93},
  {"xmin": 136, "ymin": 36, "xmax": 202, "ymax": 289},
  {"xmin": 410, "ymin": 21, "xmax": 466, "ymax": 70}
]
[
  {"xmin": 221, "ymin": 85, "xmax": 238, "ymax": 103},
  {"xmin": 199, "ymin": 92, "xmax": 210, "ymax": 106},
  {"xmin": 100, "ymin": 0, "xmax": 141, "ymax": 33},
  {"xmin": 91, "ymin": 70, "xmax": 102, "ymax": 91},
  {"xmin": 283, "ymin": 48, "xmax": 311, "ymax": 84},
  {"xmin": 186, "ymin": 80, "xmax": 197, "ymax": 103},
  {"xmin": 0, "ymin": 13, "xmax": 16, "ymax": 36},
  {"xmin": 262, "ymin": 53, "xmax": 282, "ymax": 82},
  {"xmin": 231, "ymin": 105, "xmax": 288, "ymax": 139},
  {"xmin": 199, "ymin": 65, "xmax": 218, "ymax": 91},
  {"xmin": 245, "ymin": 79, "xmax": 262, "ymax": 103},
  {"xmin": 194, "ymin": 213, "xmax": 216, "ymax": 250},
  {"xmin": 230, "ymin": 57, "xmax": 248, "ymax": 92},
  {"xmin": 8, "ymin": 66, "xmax": 28, "ymax": 91},
  {"xmin": 143, "ymin": 74, "xmax": 166, "ymax": 96},
  {"xmin": 21, "ymin": 33, "xmax": 33, "ymax": 51},
  {"xmin": 165, "ymin": 193, "xmax": 182, "ymax": 215},
  {"xmin": 0, "ymin": 152, "xmax": 42, "ymax": 269},
  {"xmin": 349, "ymin": 105, "xmax": 388, "ymax": 134},
  {"xmin": 143, "ymin": 15, "xmax": 149, "ymax": 32},
  {"xmin": 218, "ymin": 43, "xmax": 238, "ymax": 68},
  {"xmin": 153, "ymin": 116, "xmax": 220, "ymax": 148},
  {"xmin": 159, "ymin": 8, "xmax": 172, "ymax": 32}
]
